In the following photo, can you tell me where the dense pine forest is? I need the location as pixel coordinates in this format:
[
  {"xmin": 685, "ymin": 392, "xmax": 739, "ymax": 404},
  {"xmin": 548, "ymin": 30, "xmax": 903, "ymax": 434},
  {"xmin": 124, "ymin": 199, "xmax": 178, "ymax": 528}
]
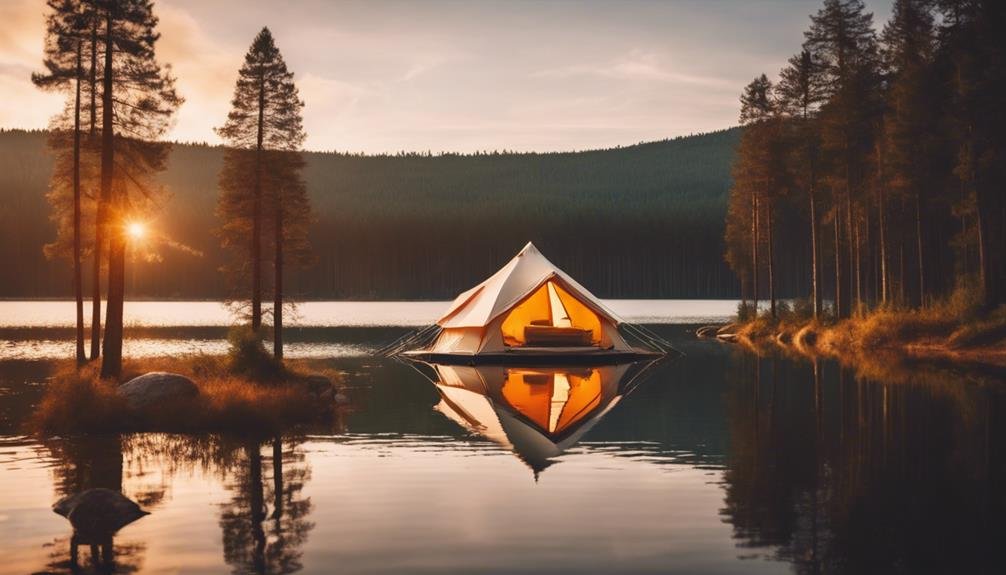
[
  {"xmin": 0, "ymin": 127, "xmax": 740, "ymax": 300},
  {"xmin": 726, "ymin": 0, "xmax": 1006, "ymax": 318}
]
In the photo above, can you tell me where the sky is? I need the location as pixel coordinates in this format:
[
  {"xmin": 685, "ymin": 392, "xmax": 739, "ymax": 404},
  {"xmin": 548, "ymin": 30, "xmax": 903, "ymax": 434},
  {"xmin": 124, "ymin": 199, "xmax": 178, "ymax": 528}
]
[{"xmin": 0, "ymin": 0, "xmax": 894, "ymax": 154}]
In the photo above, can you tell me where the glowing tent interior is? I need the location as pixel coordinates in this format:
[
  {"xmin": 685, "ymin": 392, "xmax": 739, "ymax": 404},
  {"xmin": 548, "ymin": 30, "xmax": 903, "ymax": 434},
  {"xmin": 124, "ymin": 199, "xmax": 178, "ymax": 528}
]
[
  {"xmin": 431, "ymin": 362, "xmax": 647, "ymax": 474},
  {"xmin": 402, "ymin": 242, "xmax": 664, "ymax": 362}
]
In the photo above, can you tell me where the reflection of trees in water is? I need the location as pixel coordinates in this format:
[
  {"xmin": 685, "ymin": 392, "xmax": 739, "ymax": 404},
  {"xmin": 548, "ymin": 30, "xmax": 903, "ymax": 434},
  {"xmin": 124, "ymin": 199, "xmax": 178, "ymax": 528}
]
[
  {"xmin": 721, "ymin": 352, "xmax": 1005, "ymax": 573},
  {"xmin": 39, "ymin": 433, "xmax": 316, "ymax": 574},
  {"xmin": 219, "ymin": 436, "xmax": 315, "ymax": 575},
  {"xmin": 41, "ymin": 434, "xmax": 147, "ymax": 574}
]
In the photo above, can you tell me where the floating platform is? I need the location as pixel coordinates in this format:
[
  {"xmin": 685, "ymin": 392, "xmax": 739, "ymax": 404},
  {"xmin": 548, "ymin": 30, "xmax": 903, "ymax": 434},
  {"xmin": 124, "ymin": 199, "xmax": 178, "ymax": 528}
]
[{"xmin": 400, "ymin": 346, "xmax": 667, "ymax": 366}]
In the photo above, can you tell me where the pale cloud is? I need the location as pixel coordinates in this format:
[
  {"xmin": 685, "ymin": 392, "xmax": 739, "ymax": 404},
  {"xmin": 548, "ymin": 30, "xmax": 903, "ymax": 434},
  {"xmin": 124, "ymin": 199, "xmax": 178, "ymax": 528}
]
[
  {"xmin": 533, "ymin": 49, "xmax": 732, "ymax": 89},
  {"xmin": 0, "ymin": 0, "xmax": 896, "ymax": 153}
]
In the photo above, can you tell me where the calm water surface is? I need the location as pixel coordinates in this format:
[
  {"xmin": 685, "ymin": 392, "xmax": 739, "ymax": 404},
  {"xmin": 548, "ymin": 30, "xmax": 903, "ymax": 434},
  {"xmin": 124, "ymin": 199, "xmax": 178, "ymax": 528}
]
[{"xmin": 0, "ymin": 302, "xmax": 1003, "ymax": 574}]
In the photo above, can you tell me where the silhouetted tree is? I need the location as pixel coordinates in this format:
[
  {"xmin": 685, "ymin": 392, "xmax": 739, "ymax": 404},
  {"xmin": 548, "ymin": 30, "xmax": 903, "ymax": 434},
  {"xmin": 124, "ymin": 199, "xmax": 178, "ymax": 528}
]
[
  {"xmin": 267, "ymin": 151, "xmax": 312, "ymax": 359},
  {"xmin": 777, "ymin": 50, "xmax": 827, "ymax": 317},
  {"xmin": 33, "ymin": 0, "xmax": 96, "ymax": 364},
  {"xmin": 881, "ymin": 0, "xmax": 938, "ymax": 308},
  {"xmin": 804, "ymin": 0, "xmax": 881, "ymax": 316},
  {"xmin": 96, "ymin": 0, "xmax": 182, "ymax": 378},
  {"xmin": 217, "ymin": 27, "xmax": 306, "ymax": 339},
  {"xmin": 727, "ymin": 75, "xmax": 788, "ymax": 317}
]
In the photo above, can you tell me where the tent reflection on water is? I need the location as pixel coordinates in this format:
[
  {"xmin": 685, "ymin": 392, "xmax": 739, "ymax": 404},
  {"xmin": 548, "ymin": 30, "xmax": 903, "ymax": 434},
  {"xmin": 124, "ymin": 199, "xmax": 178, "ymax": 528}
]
[{"xmin": 426, "ymin": 361, "xmax": 657, "ymax": 475}]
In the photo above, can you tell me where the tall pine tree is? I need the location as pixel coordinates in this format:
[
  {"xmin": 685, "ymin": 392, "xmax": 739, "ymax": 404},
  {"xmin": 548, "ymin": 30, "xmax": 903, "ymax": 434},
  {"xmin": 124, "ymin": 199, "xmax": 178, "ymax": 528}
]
[
  {"xmin": 777, "ymin": 49, "xmax": 826, "ymax": 317},
  {"xmin": 33, "ymin": 0, "xmax": 95, "ymax": 364},
  {"xmin": 96, "ymin": 0, "xmax": 182, "ymax": 378},
  {"xmin": 804, "ymin": 0, "xmax": 881, "ymax": 316},
  {"xmin": 217, "ymin": 27, "xmax": 308, "ymax": 359}
]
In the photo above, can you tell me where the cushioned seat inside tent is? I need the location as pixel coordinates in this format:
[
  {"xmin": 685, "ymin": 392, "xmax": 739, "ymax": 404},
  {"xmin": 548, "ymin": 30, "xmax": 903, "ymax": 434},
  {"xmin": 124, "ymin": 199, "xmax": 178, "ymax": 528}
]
[{"xmin": 427, "ymin": 242, "xmax": 634, "ymax": 356}]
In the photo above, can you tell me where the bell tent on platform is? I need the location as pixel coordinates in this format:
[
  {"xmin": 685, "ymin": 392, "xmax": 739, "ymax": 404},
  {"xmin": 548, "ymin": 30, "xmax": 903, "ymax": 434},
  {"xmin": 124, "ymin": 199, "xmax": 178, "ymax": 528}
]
[{"xmin": 400, "ymin": 242, "xmax": 668, "ymax": 363}]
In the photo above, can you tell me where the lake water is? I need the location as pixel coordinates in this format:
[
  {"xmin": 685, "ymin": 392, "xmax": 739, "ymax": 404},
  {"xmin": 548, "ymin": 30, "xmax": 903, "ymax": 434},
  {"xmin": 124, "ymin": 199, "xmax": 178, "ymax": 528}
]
[{"xmin": 0, "ymin": 301, "xmax": 1003, "ymax": 574}]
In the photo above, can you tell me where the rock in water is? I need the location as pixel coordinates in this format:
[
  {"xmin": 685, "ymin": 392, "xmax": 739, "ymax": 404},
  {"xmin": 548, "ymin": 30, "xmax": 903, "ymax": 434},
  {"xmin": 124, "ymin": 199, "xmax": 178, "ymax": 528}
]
[
  {"xmin": 53, "ymin": 488, "xmax": 149, "ymax": 536},
  {"xmin": 118, "ymin": 371, "xmax": 198, "ymax": 410}
]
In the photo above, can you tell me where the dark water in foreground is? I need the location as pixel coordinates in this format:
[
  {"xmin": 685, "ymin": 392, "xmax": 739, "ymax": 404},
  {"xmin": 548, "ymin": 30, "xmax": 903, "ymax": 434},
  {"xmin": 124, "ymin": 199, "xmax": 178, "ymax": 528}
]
[{"xmin": 1, "ymin": 324, "xmax": 1004, "ymax": 574}]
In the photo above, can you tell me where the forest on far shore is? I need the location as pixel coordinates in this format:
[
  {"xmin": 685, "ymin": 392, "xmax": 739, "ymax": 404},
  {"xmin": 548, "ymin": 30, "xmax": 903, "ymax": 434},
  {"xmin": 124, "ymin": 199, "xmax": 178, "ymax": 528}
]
[{"xmin": 0, "ymin": 127, "xmax": 745, "ymax": 300}]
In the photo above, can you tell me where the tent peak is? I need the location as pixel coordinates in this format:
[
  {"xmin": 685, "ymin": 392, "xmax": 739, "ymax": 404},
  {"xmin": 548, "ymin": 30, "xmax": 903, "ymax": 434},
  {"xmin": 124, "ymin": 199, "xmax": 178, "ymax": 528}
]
[{"xmin": 519, "ymin": 241, "xmax": 539, "ymax": 256}]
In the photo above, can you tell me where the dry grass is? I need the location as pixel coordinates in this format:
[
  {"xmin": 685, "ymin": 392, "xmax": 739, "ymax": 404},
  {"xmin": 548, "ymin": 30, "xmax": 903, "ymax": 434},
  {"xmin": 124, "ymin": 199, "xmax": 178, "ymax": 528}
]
[
  {"xmin": 30, "ymin": 355, "xmax": 344, "ymax": 436},
  {"xmin": 723, "ymin": 294, "xmax": 1006, "ymax": 369}
]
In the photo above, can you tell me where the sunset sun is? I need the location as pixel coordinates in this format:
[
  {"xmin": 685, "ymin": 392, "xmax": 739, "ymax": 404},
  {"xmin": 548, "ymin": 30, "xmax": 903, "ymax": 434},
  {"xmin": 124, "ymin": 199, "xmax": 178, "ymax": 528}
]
[{"xmin": 126, "ymin": 221, "xmax": 146, "ymax": 241}]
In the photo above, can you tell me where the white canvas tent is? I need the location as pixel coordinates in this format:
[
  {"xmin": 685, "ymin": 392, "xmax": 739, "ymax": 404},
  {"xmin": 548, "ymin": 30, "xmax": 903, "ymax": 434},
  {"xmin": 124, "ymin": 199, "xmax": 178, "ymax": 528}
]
[{"xmin": 428, "ymin": 242, "xmax": 634, "ymax": 356}]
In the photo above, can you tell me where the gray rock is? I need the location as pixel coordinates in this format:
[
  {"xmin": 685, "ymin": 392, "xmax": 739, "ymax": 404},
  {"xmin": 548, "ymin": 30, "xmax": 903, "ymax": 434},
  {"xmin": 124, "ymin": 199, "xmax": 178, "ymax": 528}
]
[
  {"xmin": 118, "ymin": 371, "xmax": 198, "ymax": 410},
  {"xmin": 53, "ymin": 488, "xmax": 148, "ymax": 536}
]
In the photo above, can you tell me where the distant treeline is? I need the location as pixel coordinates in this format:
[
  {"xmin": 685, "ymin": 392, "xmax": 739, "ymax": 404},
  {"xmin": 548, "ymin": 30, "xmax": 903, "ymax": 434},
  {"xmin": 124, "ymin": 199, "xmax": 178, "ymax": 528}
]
[{"xmin": 0, "ymin": 127, "xmax": 743, "ymax": 300}]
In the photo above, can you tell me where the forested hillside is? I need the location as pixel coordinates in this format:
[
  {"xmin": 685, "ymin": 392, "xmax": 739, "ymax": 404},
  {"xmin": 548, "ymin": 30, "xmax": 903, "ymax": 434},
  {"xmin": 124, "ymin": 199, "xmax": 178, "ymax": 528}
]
[{"xmin": 0, "ymin": 127, "xmax": 741, "ymax": 299}]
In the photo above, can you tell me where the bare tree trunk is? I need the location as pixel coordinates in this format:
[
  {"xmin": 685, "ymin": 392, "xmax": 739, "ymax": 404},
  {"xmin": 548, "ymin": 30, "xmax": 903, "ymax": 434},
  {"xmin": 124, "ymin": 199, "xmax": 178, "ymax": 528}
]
[
  {"xmin": 88, "ymin": 19, "xmax": 100, "ymax": 361},
  {"xmin": 251, "ymin": 72, "xmax": 265, "ymax": 331},
  {"xmin": 834, "ymin": 204, "xmax": 842, "ymax": 318},
  {"xmin": 768, "ymin": 202, "xmax": 776, "ymax": 318},
  {"xmin": 976, "ymin": 194, "xmax": 990, "ymax": 304},
  {"xmin": 915, "ymin": 192, "xmax": 926, "ymax": 308},
  {"xmin": 846, "ymin": 186, "xmax": 855, "ymax": 315},
  {"xmin": 878, "ymin": 187, "xmax": 888, "ymax": 305},
  {"xmin": 273, "ymin": 180, "xmax": 284, "ymax": 360},
  {"xmin": 854, "ymin": 210, "xmax": 863, "ymax": 315},
  {"xmin": 752, "ymin": 192, "xmax": 760, "ymax": 316},
  {"xmin": 73, "ymin": 40, "xmax": 85, "ymax": 365},
  {"xmin": 100, "ymin": 8, "xmax": 123, "ymax": 378},
  {"xmin": 810, "ymin": 186, "xmax": 821, "ymax": 318}
]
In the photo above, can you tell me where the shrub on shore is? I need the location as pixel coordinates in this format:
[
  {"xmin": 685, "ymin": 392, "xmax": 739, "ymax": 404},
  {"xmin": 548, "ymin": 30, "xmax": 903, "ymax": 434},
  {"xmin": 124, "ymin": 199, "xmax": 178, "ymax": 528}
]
[{"xmin": 30, "ymin": 353, "xmax": 344, "ymax": 436}]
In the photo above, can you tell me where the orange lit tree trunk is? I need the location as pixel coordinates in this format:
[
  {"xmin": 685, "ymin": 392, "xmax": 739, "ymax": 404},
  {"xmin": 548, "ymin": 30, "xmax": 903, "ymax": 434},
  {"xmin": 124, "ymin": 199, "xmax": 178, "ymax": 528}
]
[
  {"xmin": 100, "ymin": 7, "xmax": 123, "ymax": 378},
  {"xmin": 88, "ymin": 14, "xmax": 101, "ymax": 361},
  {"xmin": 72, "ymin": 37, "xmax": 85, "ymax": 365}
]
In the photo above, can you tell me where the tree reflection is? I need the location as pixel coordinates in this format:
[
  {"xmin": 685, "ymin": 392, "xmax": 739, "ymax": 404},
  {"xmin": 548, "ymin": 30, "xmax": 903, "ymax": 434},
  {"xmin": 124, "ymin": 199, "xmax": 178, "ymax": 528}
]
[
  {"xmin": 219, "ymin": 436, "xmax": 315, "ymax": 574},
  {"xmin": 721, "ymin": 350, "xmax": 1006, "ymax": 573},
  {"xmin": 41, "ymin": 435, "xmax": 148, "ymax": 574}
]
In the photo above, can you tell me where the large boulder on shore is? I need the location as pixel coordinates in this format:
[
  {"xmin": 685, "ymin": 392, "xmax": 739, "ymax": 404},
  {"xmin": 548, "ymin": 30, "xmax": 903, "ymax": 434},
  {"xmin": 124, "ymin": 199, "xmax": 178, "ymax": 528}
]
[
  {"xmin": 117, "ymin": 371, "xmax": 198, "ymax": 410},
  {"xmin": 53, "ymin": 488, "xmax": 149, "ymax": 536}
]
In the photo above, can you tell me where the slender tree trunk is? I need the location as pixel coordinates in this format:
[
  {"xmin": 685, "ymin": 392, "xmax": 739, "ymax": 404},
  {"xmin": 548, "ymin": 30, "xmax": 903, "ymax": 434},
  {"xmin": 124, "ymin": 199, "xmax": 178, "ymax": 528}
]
[
  {"xmin": 845, "ymin": 186, "xmax": 855, "ymax": 315},
  {"xmin": 88, "ymin": 16, "xmax": 101, "ymax": 361},
  {"xmin": 915, "ymin": 192, "xmax": 926, "ymax": 308},
  {"xmin": 100, "ymin": 9, "xmax": 123, "ymax": 378},
  {"xmin": 251, "ymin": 72, "xmax": 265, "ymax": 331},
  {"xmin": 768, "ymin": 202, "xmax": 776, "ymax": 318},
  {"xmin": 273, "ymin": 179, "xmax": 284, "ymax": 360},
  {"xmin": 810, "ymin": 186, "xmax": 821, "ymax": 318},
  {"xmin": 878, "ymin": 187, "xmax": 888, "ymax": 305},
  {"xmin": 976, "ymin": 194, "xmax": 990, "ymax": 304},
  {"xmin": 752, "ymin": 192, "xmax": 760, "ymax": 315},
  {"xmin": 89, "ymin": 19, "xmax": 97, "ymax": 135},
  {"xmin": 854, "ymin": 211, "xmax": 863, "ymax": 315},
  {"xmin": 73, "ymin": 40, "xmax": 85, "ymax": 365},
  {"xmin": 834, "ymin": 204, "xmax": 842, "ymax": 318}
]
